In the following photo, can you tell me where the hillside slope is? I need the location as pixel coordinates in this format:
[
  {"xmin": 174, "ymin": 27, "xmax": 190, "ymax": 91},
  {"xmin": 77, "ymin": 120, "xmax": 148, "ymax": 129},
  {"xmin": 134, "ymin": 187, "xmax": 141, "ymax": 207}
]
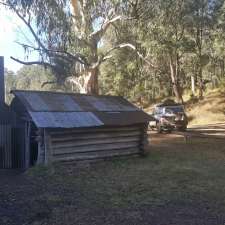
[
  {"xmin": 144, "ymin": 89, "xmax": 225, "ymax": 126},
  {"xmin": 187, "ymin": 89, "xmax": 225, "ymax": 126}
]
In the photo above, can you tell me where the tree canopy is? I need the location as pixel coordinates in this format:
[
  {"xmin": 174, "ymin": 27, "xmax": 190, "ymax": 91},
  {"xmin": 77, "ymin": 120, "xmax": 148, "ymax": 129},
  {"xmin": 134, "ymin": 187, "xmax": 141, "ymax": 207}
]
[{"xmin": 3, "ymin": 0, "xmax": 225, "ymax": 103}]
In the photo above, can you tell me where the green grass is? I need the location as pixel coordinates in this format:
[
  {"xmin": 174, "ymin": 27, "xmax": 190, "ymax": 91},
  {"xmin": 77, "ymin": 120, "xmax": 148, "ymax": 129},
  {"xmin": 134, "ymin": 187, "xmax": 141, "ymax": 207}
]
[
  {"xmin": 2, "ymin": 136, "xmax": 225, "ymax": 225},
  {"xmin": 29, "ymin": 138, "xmax": 225, "ymax": 210}
]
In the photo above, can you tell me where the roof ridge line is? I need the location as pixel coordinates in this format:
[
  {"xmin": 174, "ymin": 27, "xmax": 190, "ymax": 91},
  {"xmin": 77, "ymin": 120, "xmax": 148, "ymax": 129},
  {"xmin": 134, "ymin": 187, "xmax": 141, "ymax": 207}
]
[
  {"xmin": 11, "ymin": 89, "xmax": 123, "ymax": 98},
  {"xmin": 29, "ymin": 110, "xmax": 140, "ymax": 112}
]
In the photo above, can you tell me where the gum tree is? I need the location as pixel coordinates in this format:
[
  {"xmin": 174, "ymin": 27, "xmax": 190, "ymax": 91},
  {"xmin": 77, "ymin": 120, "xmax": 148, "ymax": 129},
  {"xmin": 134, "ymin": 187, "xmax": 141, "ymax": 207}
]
[{"xmin": 4, "ymin": 0, "xmax": 144, "ymax": 94}]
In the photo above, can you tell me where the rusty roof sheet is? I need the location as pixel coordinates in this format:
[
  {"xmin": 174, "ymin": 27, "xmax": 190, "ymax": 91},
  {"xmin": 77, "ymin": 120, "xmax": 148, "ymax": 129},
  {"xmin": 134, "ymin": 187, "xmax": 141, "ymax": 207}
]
[{"xmin": 11, "ymin": 90, "xmax": 153, "ymax": 128}]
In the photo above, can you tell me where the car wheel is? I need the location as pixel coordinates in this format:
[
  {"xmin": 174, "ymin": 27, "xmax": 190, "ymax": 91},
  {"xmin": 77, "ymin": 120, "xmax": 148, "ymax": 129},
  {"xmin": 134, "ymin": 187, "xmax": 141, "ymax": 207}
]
[
  {"xmin": 148, "ymin": 125, "xmax": 155, "ymax": 131},
  {"xmin": 167, "ymin": 129, "xmax": 172, "ymax": 133},
  {"xmin": 156, "ymin": 123, "xmax": 162, "ymax": 133},
  {"xmin": 179, "ymin": 125, "xmax": 187, "ymax": 132}
]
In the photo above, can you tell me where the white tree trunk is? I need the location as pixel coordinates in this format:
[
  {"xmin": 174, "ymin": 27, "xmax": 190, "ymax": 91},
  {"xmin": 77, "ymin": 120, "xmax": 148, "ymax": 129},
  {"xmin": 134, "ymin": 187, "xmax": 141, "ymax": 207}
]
[{"xmin": 191, "ymin": 75, "xmax": 195, "ymax": 95}]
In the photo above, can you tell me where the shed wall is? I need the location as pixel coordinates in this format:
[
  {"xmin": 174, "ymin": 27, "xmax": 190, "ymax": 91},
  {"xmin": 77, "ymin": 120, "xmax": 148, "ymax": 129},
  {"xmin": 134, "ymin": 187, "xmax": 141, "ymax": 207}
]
[
  {"xmin": 0, "ymin": 105, "xmax": 25, "ymax": 169},
  {"xmin": 0, "ymin": 124, "xmax": 12, "ymax": 168},
  {"xmin": 45, "ymin": 125, "xmax": 148, "ymax": 162},
  {"xmin": 0, "ymin": 124, "xmax": 26, "ymax": 169}
]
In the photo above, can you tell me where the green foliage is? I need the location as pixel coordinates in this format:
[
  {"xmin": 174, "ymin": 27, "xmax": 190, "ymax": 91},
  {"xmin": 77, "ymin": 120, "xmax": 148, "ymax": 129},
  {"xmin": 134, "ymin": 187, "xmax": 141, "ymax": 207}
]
[
  {"xmin": 5, "ymin": 0, "xmax": 225, "ymax": 102},
  {"xmin": 100, "ymin": 0, "xmax": 225, "ymax": 102},
  {"xmin": 5, "ymin": 65, "xmax": 65, "ymax": 104}
]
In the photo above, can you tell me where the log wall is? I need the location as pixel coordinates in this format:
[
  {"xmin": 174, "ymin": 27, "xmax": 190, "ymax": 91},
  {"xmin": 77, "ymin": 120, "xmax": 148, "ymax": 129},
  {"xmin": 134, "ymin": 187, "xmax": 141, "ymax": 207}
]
[{"xmin": 46, "ymin": 125, "xmax": 148, "ymax": 162}]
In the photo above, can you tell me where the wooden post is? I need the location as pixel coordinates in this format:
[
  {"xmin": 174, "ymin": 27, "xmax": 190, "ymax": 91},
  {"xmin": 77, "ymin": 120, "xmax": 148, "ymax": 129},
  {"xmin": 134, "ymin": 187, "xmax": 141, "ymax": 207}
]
[
  {"xmin": 24, "ymin": 122, "xmax": 31, "ymax": 169},
  {"xmin": 36, "ymin": 128, "xmax": 44, "ymax": 165},
  {"xmin": 0, "ymin": 56, "xmax": 5, "ymax": 104},
  {"xmin": 44, "ymin": 129, "xmax": 52, "ymax": 164}
]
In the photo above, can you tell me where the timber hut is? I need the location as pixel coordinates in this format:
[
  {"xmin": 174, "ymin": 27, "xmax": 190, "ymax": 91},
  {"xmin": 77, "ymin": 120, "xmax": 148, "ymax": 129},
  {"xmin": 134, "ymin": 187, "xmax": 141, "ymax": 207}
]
[{"xmin": 10, "ymin": 90, "xmax": 152, "ymax": 167}]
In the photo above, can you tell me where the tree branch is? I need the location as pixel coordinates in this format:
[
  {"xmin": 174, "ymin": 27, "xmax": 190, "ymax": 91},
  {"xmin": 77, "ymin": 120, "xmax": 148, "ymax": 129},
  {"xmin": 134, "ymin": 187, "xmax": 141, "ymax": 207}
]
[
  {"xmin": 101, "ymin": 43, "xmax": 158, "ymax": 69},
  {"xmin": 9, "ymin": 2, "xmax": 88, "ymax": 67},
  {"xmin": 8, "ymin": 2, "xmax": 47, "ymax": 51},
  {"xmin": 0, "ymin": 1, "xmax": 10, "ymax": 6},
  {"xmin": 10, "ymin": 57, "xmax": 56, "ymax": 69},
  {"xmin": 71, "ymin": 0, "xmax": 80, "ymax": 17},
  {"xmin": 15, "ymin": 41, "xmax": 88, "ymax": 66},
  {"xmin": 41, "ymin": 81, "xmax": 57, "ymax": 88},
  {"xmin": 89, "ymin": 15, "xmax": 122, "ymax": 42},
  {"xmin": 66, "ymin": 76, "xmax": 85, "ymax": 93},
  {"xmin": 71, "ymin": 0, "xmax": 90, "ymax": 41}
]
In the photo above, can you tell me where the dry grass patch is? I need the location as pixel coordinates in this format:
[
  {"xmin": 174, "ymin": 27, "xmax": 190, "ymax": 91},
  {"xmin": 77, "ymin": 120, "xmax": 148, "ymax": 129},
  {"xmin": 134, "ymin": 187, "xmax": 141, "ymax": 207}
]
[{"xmin": 187, "ymin": 89, "xmax": 225, "ymax": 126}]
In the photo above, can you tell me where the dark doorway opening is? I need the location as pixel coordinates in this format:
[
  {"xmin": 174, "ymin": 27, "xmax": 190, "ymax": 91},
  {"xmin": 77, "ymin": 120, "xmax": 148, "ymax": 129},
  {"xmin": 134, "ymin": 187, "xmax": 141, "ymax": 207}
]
[{"xmin": 30, "ymin": 123, "xmax": 38, "ymax": 166}]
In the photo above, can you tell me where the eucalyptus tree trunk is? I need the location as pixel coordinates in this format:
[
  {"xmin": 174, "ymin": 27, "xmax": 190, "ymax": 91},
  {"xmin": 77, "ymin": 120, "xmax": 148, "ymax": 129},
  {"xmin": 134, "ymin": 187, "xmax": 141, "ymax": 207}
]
[
  {"xmin": 191, "ymin": 75, "xmax": 195, "ymax": 95},
  {"xmin": 198, "ymin": 67, "xmax": 204, "ymax": 99},
  {"xmin": 83, "ymin": 40, "xmax": 100, "ymax": 94},
  {"xmin": 169, "ymin": 56, "xmax": 183, "ymax": 103},
  {"xmin": 84, "ymin": 67, "xmax": 99, "ymax": 94},
  {"xmin": 70, "ymin": 0, "xmax": 123, "ymax": 95}
]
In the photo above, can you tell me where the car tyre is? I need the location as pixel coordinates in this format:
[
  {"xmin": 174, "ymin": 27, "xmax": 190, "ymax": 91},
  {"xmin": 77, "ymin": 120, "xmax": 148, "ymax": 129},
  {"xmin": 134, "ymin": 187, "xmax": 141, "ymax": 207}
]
[
  {"xmin": 156, "ymin": 123, "xmax": 162, "ymax": 133},
  {"xmin": 179, "ymin": 125, "xmax": 187, "ymax": 132},
  {"xmin": 148, "ymin": 125, "xmax": 155, "ymax": 131},
  {"xmin": 167, "ymin": 129, "xmax": 172, "ymax": 133}
]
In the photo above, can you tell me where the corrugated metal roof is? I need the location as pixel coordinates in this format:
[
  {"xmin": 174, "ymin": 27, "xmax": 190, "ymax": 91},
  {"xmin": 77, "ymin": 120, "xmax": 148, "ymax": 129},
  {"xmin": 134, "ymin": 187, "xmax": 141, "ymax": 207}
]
[
  {"xmin": 30, "ymin": 112, "xmax": 104, "ymax": 128},
  {"xmin": 93, "ymin": 111, "xmax": 152, "ymax": 126},
  {"xmin": 12, "ymin": 90, "xmax": 139, "ymax": 112},
  {"xmin": 11, "ymin": 90, "xmax": 153, "ymax": 128}
]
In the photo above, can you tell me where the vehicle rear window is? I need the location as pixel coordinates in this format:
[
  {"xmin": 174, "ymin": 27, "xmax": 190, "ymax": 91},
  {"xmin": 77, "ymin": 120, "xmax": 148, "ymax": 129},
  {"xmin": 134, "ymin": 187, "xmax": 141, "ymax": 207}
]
[
  {"xmin": 155, "ymin": 107, "xmax": 163, "ymax": 114},
  {"xmin": 165, "ymin": 106, "xmax": 184, "ymax": 113}
]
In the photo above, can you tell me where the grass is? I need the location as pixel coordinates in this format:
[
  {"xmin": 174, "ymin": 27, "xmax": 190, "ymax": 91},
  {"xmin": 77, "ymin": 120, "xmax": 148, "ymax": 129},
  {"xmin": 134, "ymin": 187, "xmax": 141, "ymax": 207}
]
[
  {"xmin": 69, "ymin": 148, "xmax": 222, "ymax": 208},
  {"xmin": 28, "ymin": 137, "xmax": 225, "ymax": 223},
  {"xmin": 2, "ymin": 135, "xmax": 225, "ymax": 225}
]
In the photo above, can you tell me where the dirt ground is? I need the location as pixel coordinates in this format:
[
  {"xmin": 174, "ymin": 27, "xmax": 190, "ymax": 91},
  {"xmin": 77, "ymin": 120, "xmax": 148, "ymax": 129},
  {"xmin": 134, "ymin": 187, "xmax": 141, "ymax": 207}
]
[{"xmin": 1, "ymin": 126, "xmax": 225, "ymax": 225}]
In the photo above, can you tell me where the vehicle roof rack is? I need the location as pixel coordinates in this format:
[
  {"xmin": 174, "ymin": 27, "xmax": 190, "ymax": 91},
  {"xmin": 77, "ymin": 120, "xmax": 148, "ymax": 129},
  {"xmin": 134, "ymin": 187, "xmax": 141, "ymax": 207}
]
[{"xmin": 156, "ymin": 99, "xmax": 182, "ymax": 107}]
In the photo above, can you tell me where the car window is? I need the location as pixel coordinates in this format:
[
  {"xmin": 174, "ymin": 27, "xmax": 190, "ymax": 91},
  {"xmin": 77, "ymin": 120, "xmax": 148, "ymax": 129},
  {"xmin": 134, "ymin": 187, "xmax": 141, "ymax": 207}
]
[
  {"xmin": 155, "ymin": 107, "xmax": 163, "ymax": 114},
  {"xmin": 166, "ymin": 106, "xmax": 184, "ymax": 113},
  {"xmin": 152, "ymin": 109, "xmax": 156, "ymax": 114},
  {"xmin": 165, "ymin": 108, "xmax": 173, "ymax": 114},
  {"xmin": 154, "ymin": 108, "xmax": 158, "ymax": 114}
]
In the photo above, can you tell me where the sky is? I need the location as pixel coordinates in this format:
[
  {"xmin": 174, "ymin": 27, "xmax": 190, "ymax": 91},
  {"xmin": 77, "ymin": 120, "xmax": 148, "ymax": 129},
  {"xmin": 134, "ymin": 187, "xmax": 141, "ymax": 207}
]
[
  {"xmin": 0, "ymin": 4, "xmax": 102, "ymax": 73},
  {"xmin": 0, "ymin": 5, "xmax": 38, "ymax": 72}
]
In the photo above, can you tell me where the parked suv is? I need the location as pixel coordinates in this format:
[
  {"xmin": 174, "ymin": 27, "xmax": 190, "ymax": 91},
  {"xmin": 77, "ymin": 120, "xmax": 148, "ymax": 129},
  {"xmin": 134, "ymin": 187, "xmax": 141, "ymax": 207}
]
[{"xmin": 149, "ymin": 102, "xmax": 188, "ymax": 133}]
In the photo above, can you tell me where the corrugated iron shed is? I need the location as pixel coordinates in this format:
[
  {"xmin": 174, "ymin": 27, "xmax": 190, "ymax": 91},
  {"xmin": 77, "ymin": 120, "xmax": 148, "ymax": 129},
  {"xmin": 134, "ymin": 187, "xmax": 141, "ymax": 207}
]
[
  {"xmin": 11, "ymin": 90, "xmax": 153, "ymax": 128},
  {"xmin": 0, "ymin": 103, "xmax": 14, "ymax": 123}
]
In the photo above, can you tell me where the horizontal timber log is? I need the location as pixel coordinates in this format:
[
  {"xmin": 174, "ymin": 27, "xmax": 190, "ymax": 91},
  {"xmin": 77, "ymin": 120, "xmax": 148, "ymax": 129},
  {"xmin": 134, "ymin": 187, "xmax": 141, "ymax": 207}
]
[
  {"xmin": 49, "ymin": 126, "xmax": 141, "ymax": 136},
  {"xmin": 53, "ymin": 141, "xmax": 140, "ymax": 155},
  {"xmin": 51, "ymin": 130, "xmax": 141, "ymax": 143},
  {"xmin": 52, "ymin": 148, "xmax": 140, "ymax": 162},
  {"xmin": 51, "ymin": 136, "xmax": 140, "ymax": 149}
]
